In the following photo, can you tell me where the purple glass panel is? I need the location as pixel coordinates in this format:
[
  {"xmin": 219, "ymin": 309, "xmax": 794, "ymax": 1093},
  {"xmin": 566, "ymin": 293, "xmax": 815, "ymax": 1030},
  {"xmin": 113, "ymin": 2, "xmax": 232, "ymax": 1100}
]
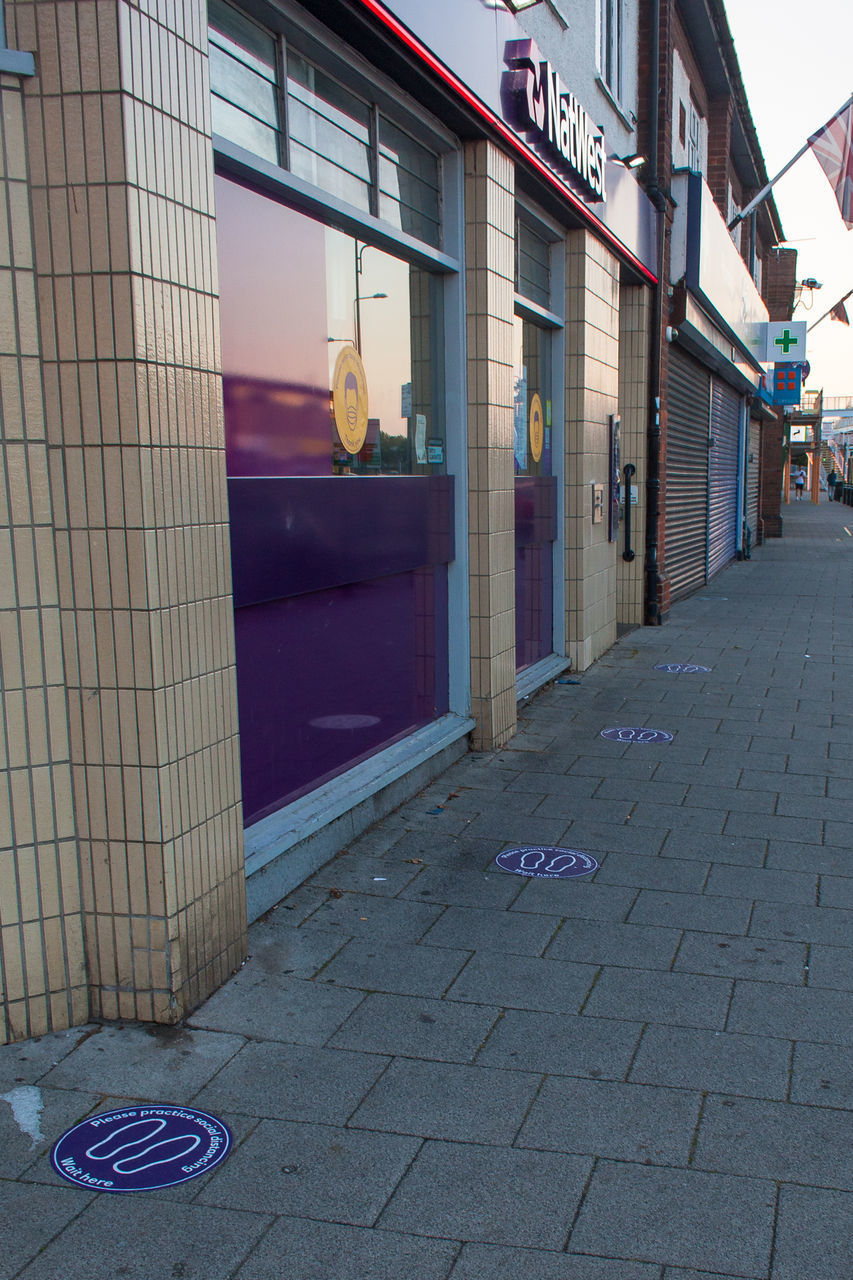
[
  {"xmin": 228, "ymin": 476, "xmax": 454, "ymax": 606},
  {"xmin": 236, "ymin": 568, "xmax": 447, "ymax": 824},
  {"xmin": 515, "ymin": 476, "xmax": 556, "ymax": 672},
  {"xmin": 215, "ymin": 177, "xmax": 332, "ymax": 476}
]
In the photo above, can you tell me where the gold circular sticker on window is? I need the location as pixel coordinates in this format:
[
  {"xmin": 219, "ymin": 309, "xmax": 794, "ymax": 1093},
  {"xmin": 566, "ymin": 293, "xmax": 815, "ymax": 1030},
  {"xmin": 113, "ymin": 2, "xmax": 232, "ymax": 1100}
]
[
  {"xmin": 529, "ymin": 392, "xmax": 544, "ymax": 463},
  {"xmin": 332, "ymin": 345, "xmax": 369, "ymax": 454}
]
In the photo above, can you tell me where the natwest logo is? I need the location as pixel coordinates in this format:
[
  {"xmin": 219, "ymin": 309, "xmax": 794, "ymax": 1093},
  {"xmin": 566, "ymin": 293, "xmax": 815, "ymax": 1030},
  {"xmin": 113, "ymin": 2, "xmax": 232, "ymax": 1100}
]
[{"xmin": 501, "ymin": 40, "xmax": 606, "ymax": 203}]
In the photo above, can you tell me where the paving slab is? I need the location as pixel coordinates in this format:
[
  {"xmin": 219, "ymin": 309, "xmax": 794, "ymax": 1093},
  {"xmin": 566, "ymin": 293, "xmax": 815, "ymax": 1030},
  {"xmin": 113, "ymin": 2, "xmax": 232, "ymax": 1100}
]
[
  {"xmin": 727, "ymin": 979, "xmax": 853, "ymax": 1043},
  {"xmin": 191, "ymin": 1040, "xmax": 389, "ymax": 1124},
  {"xmin": 445, "ymin": 951, "xmax": 598, "ymax": 1014},
  {"xmin": 349, "ymin": 1057, "xmax": 540, "ymax": 1144},
  {"xmin": 628, "ymin": 1024, "xmax": 791, "ymax": 1100},
  {"xmin": 747, "ymin": 901, "xmax": 850, "ymax": 952},
  {"xmin": 0, "ymin": 1180, "xmax": 96, "ymax": 1276},
  {"xmin": 517, "ymin": 1076, "xmax": 701, "ymax": 1164},
  {"xmin": 397, "ymin": 866, "xmax": 525, "ymax": 910},
  {"xmin": 232, "ymin": 1219, "xmax": 460, "ymax": 1280},
  {"xmin": 627, "ymin": 889, "xmax": 752, "ymax": 935},
  {"xmin": 805, "ymin": 942, "xmax": 853, "ymax": 990},
  {"xmin": 449, "ymin": 1245, "xmax": 660, "ymax": 1279},
  {"xmin": 318, "ymin": 937, "xmax": 471, "ymax": 998},
  {"xmin": 703, "ymin": 864, "xmax": 818, "ymax": 905},
  {"xmin": 673, "ymin": 932, "xmax": 807, "ymax": 984},
  {"xmin": 789, "ymin": 1039, "xmax": 853, "ymax": 1109},
  {"xmin": 188, "ymin": 971, "xmax": 364, "ymax": 1044},
  {"xmin": 568, "ymin": 1160, "xmax": 776, "ymax": 1275},
  {"xmin": 546, "ymin": 918, "xmax": 682, "ymax": 970},
  {"xmin": 196, "ymin": 1118, "xmax": 420, "ymax": 1222},
  {"xmin": 0, "ymin": 1027, "xmax": 97, "ymax": 1090},
  {"xmin": 0, "ymin": 1085, "xmax": 100, "ymax": 1179},
  {"xmin": 475, "ymin": 1009, "xmax": 643, "ymax": 1079},
  {"xmin": 581, "ymin": 968, "xmax": 733, "ymax": 1029},
  {"xmin": 329, "ymin": 991, "xmax": 500, "ymax": 1062},
  {"xmin": 40, "ymin": 1024, "xmax": 246, "ymax": 1101},
  {"xmin": 378, "ymin": 1140, "xmax": 591, "ymax": 1248},
  {"xmin": 245, "ymin": 921, "xmax": 348, "ymax": 978},
  {"xmin": 420, "ymin": 904, "xmax": 559, "ymax": 955},
  {"xmin": 693, "ymin": 1093, "xmax": 853, "ymax": 1189},
  {"xmin": 510, "ymin": 879, "xmax": 638, "ymax": 921},
  {"xmin": 771, "ymin": 1184, "xmax": 853, "ymax": 1280},
  {"xmin": 14, "ymin": 1197, "xmax": 271, "ymax": 1280},
  {"xmin": 594, "ymin": 851, "xmax": 709, "ymax": 893}
]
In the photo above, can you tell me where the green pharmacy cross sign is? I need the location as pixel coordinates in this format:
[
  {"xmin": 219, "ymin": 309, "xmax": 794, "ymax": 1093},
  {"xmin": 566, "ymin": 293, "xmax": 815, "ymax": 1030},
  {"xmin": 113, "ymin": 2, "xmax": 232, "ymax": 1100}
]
[
  {"xmin": 763, "ymin": 321, "xmax": 807, "ymax": 364},
  {"xmin": 774, "ymin": 329, "xmax": 799, "ymax": 354}
]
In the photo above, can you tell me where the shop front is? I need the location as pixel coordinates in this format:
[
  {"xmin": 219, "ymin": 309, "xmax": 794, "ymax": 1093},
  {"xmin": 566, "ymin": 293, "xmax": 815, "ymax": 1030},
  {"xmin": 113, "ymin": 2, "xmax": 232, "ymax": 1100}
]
[{"xmin": 210, "ymin": 0, "xmax": 658, "ymax": 914}]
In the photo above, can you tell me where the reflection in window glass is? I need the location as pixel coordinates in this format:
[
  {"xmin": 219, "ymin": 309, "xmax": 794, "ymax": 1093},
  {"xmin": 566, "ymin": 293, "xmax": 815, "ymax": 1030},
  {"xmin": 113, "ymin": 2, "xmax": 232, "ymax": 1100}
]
[
  {"xmin": 378, "ymin": 117, "xmax": 441, "ymax": 248},
  {"xmin": 209, "ymin": 0, "xmax": 280, "ymax": 163},
  {"xmin": 326, "ymin": 229, "xmax": 444, "ymax": 475},
  {"xmin": 513, "ymin": 316, "xmax": 551, "ymax": 477},
  {"xmin": 516, "ymin": 219, "xmax": 551, "ymax": 309},
  {"xmin": 287, "ymin": 54, "xmax": 372, "ymax": 213}
]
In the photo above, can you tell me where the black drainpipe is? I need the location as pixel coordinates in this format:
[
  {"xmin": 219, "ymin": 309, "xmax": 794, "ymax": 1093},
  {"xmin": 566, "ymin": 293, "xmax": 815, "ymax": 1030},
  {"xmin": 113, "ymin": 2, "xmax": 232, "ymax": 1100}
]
[{"xmin": 644, "ymin": 0, "xmax": 666, "ymax": 624}]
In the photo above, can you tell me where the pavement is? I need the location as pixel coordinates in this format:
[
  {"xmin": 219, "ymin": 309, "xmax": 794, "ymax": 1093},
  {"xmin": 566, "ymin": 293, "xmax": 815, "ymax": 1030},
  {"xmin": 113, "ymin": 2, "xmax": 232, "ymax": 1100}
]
[{"xmin": 1, "ymin": 497, "xmax": 852, "ymax": 1280}]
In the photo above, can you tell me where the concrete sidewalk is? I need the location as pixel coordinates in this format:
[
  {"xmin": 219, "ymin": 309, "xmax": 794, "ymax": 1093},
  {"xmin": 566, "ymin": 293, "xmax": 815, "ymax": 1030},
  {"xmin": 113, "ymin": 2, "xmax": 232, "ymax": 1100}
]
[{"xmin": 2, "ymin": 499, "xmax": 851, "ymax": 1280}]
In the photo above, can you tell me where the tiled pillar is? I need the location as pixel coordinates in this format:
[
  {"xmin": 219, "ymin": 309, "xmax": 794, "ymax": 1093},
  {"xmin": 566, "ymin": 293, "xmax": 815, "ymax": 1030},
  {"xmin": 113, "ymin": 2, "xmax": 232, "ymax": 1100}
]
[
  {"xmin": 6, "ymin": 0, "xmax": 246, "ymax": 1032},
  {"xmin": 464, "ymin": 141, "xmax": 516, "ymax": 751},
  {"xmin": 564, "ymin": 229, "xmax": 620, "ymax": 670},
  {"xmin": 616, "ymin": 285, "xmax": 650, "ymax": 628},
  {"xmin": 0, "ymin": 70, "xmax": 86, "ymax": 1044}
]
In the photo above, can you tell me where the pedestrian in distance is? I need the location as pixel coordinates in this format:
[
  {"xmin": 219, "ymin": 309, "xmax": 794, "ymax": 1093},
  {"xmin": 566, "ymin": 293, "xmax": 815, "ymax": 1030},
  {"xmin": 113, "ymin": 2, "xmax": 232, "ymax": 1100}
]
[
  {"xmin": 827, "ymin": 469, "xmax": 837, "ymax": 500},
  {"xmin": 792, "ymin": 465, "xmax": 806, "ymax": 500}
]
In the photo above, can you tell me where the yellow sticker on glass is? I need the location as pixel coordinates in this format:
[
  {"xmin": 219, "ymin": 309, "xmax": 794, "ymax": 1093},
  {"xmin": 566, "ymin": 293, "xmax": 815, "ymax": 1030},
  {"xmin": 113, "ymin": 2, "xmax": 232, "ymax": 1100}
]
[
  {"xmin": 529, "ymin": 392, "xmax": 544, "ymax": 463},
  {"xmin": 332, "ymin": 345, "xmax": 369, "ymax": 454}
]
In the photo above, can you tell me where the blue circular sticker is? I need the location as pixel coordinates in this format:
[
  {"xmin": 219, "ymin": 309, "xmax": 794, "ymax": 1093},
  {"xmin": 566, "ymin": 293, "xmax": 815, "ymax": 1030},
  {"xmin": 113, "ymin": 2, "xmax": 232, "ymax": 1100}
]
[
  {"xmin": 495, "ymin": 847, "xmax": 599, "ymax": 878},
  {"xmin": 653, "ymin": 663, "xmax": 712, "ymax": 674},
  {"xmin": 51, "ymin": 1106, "xmax": 231, "ymax": 1193},
  {"xmin": 600, "ymin": 726, "xmax": 674, "ymax": 744}
]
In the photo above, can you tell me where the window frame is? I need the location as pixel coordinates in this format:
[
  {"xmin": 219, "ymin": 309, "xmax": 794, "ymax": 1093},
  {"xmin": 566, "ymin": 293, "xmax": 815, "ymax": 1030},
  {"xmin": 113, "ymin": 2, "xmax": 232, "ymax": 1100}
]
[
  {"xmin": 209, "ymin": 0, "xmax": 452, "ymax": 252},
  {"xmin": 596, "ymin": 0, "xmax": 624, "ymax": 106}
]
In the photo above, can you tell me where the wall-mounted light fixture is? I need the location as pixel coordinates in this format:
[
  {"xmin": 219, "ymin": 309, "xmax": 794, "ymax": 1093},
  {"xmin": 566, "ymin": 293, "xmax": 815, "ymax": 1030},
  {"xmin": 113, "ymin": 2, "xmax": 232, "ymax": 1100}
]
[
  {"xmin": 612, "ymin": 152, "xmax": 646, "ymax": 170},
  {"xmin": 503, "ymin": 0, "xmax": 546, "ymax": 12}
]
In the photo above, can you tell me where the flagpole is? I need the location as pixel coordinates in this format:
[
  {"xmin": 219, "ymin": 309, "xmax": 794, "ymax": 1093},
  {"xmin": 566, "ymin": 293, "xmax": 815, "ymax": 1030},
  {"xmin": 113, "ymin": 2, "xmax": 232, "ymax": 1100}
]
[
  {"xmin": 807, "ymin": 287, "xmax": 853, "ymax": 332},
  {"xmin": 728, "ymin": 92, "xmax": 853, "ymax": 231}
]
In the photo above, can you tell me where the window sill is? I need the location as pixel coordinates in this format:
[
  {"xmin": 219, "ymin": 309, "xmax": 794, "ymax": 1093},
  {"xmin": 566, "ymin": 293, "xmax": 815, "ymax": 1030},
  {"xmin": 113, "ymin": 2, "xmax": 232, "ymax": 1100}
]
[{"xmin": 595, "ymin": 74, "xmax": 635, "ymax": 132}]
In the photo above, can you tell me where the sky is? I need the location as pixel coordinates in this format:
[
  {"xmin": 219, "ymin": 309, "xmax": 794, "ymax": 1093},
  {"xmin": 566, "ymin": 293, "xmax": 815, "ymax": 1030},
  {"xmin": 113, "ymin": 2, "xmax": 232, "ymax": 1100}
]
[{"xmin": 722, "ymin": 0, "xmax": 853, "ymax": 402}]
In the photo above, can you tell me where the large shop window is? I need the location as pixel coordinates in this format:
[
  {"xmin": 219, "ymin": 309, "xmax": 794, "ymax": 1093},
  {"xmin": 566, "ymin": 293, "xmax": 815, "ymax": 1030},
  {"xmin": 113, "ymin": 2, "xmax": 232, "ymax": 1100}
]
[
  {"xmin": 211, "ymin": 5, "xmax": 457, "ymax": 829},
  {"xmin": 514, "ymin": 216, "xmax": 560, "ymax": 673}
]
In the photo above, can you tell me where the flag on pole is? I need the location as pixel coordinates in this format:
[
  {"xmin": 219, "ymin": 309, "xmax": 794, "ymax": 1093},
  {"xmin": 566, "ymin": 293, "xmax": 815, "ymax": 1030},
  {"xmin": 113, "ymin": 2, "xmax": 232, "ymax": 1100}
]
[
  {"xmin": 831, "ymin": 299, "xmax": 850, "ymax": 325},
  {"xmin": 808, "ymin": 98, "xmax": 853, "ymax": 228}
]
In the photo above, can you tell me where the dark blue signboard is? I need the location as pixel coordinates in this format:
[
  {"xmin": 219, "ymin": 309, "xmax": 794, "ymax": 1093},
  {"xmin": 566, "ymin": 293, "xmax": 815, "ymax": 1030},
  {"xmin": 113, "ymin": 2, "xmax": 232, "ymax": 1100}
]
[
  {"xmin": 600, "ymin": 726, "xmax": 673, "ymax": 744},
  {"xmin": 653, "ymin": 663, "xmax": 711, "ymax": 674},
  {"xmin": 51, "ymin": 1106, "xmax": 231, "ymax": 1192},
  {"xmin": 495, "ymin": 847, "xmax": 599, "ymax": 878}
]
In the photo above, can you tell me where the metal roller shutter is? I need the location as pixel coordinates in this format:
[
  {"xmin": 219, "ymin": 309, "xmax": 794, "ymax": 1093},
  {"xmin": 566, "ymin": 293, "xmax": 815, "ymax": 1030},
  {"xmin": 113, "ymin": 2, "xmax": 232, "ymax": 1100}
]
[
  {"xmin": 665, "ymin": 349, "xmax": 710, "ymax": 602},
  {"xmin": 707, "ymin": 379, "xmax": 741, "ymax": 580},
  {"xmin": 746, "ymin": 420, "xmax": 761, "ymax": 543}
]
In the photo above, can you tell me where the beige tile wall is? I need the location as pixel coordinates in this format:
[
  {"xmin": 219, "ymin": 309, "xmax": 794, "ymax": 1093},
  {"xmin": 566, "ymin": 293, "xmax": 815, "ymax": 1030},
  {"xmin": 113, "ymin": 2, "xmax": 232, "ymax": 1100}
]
[
  {"xmin": 563, "ymin": 228, "xmax": 621, "ymax": 671},
  {"xmin": 5, "ymin": 0, "xmax": 246, "ymax": 1037},
  {"xmin": 617, "ymin": 285, "xmax": 650, "ymax": 627},
  {"xmin": 464, "ymin": 141, "xmax": 516, "ymax": 750},
  {"xmin": 0, "ymin": 71, "xmax": 86, "ymax": 1043}
]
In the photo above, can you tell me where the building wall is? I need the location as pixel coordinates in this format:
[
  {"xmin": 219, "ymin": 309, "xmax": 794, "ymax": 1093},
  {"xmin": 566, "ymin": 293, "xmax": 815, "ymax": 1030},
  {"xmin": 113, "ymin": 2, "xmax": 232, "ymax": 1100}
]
[
  {"xmin": 0, "ymin": 68, "xmax": 86, "ymax": 1043},
  {"xmin": 564, "ymin": 228, "xmax": 620, "ymax": 670},
  {"xmin": 1, "ymin": 0, "xmax": 246, "ymax": 1044},
  {"xmin": 617, "ymin": 284, "xmax": 650, "ymax": 627},
  {"xmin": 465, "ymin": 140, "xmax": 517, "ymax": 750}
]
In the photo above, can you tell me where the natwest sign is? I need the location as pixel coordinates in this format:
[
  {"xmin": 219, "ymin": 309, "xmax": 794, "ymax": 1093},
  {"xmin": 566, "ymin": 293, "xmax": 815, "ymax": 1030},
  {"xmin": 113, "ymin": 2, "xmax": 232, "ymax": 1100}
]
[{"xmin": 502, "ymin": 40, "xmax": 606, "ymax": 203}]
